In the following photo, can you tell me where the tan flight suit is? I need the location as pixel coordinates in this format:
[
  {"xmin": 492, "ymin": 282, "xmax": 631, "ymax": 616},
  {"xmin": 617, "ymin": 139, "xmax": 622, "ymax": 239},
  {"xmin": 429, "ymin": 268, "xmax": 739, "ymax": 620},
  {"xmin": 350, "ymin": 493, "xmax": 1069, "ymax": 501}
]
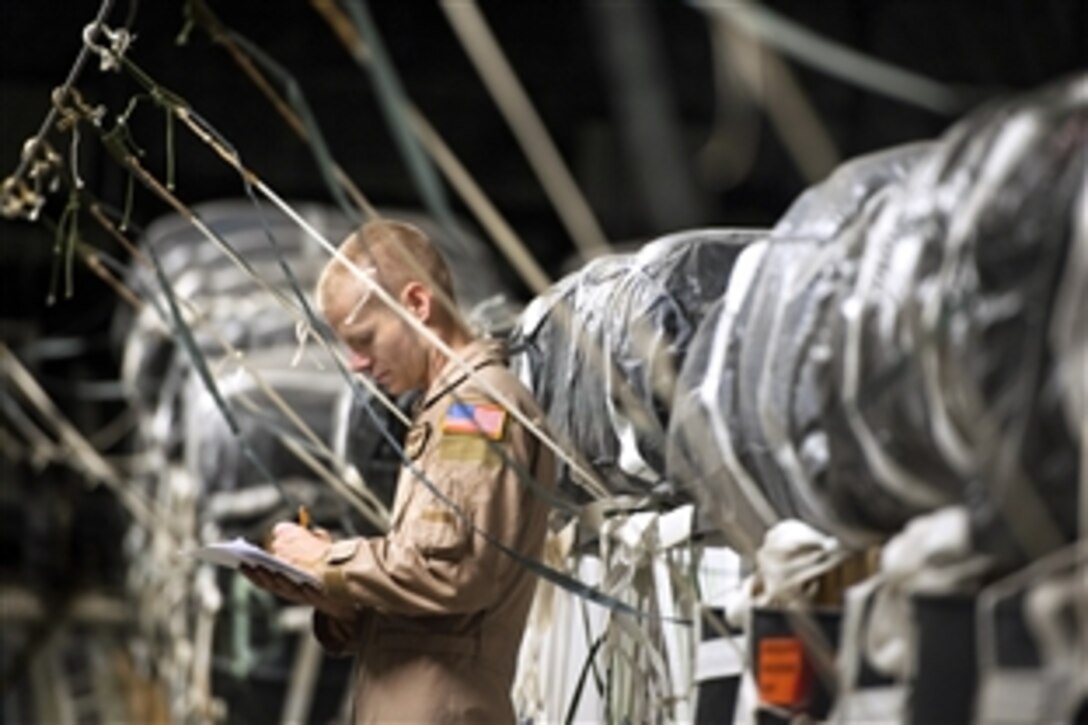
[{"xmin": 313, "ymin": 339, "xmax": 555, "ymax": 724}]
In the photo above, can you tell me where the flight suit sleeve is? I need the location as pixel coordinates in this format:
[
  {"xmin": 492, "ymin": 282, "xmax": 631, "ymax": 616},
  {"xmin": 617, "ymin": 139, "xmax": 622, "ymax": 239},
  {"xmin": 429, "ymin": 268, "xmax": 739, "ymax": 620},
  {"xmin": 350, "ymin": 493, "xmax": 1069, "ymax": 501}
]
[
  {"xmin": 311, "ymin": 610, "xmax": 359, "ymax": 657},
  {"xmin": 316, "ymin": 398, "xmax": 545, "ymax": 617}
]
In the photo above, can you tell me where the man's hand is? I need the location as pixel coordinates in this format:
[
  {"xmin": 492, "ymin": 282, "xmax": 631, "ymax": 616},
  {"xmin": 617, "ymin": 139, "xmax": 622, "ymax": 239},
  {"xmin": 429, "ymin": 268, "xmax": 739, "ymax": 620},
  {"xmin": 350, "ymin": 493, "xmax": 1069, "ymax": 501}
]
[
  {"xmin": 267, "ymin": 521, "xmax": 332, "ymax": 569},
  {"xmin": 240, "ymin": 522, "xmax": 355, "ymax": 620}
]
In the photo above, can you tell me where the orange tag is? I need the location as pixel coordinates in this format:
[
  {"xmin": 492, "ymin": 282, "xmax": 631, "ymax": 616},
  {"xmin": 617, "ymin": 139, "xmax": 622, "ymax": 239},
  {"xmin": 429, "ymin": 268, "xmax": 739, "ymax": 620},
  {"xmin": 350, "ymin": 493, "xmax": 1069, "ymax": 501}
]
[{"xmin": 758, "ymin": 637, "xmax": 807, "ymax": 706}]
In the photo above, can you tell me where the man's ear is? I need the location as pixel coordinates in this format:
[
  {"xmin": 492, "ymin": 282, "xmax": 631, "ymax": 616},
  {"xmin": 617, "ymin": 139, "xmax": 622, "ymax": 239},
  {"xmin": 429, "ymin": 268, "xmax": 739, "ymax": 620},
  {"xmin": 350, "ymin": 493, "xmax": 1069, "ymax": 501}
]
[{"xmin": 400, "ymin": 281, "xmax": 432, "ymax": 322}]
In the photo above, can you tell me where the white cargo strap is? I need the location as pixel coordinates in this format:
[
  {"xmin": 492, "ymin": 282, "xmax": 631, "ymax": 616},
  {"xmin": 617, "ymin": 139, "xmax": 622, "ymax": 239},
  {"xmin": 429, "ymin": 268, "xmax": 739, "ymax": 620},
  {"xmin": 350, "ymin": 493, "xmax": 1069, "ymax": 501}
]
[
  {"xmin": 512, "ymin": 522, "xmax": 577, "ymax": 721},
  {"xmin": 1049, "ymin": 175, "xmax": 1087, "ymax": 436},
  {"xmin": 753, "ymin": 519, "xmax": 846, "ymax": 606},
  {"xmin": 651, "ymin": 506, "xmax": 698, "ymax": 722},
  {"xmin": 861, "ymin": 506, "xmax": 991, "ymax": 677},
  {"xmin": 696, "ymin": 241, "xmax": 781, "ymax": 552},
  {"xmin": 830, "ymin": 684, "xmax": 906, "ymax": 724},
  {"xmin": 829, "ymin": 575, "xmax": 906, "ymax": 724},
  {"xmin": 724, "ymin": 575, "xmax": 758, "ymax": 631},
  {"xmin": 604, "ymin": 505, "xmax": 698, "ymax": 722},
  {"xmin": 695, "ymin": 635, "xmax": 747, "ymax": 682},
  {"xmin": 688, "ymin": 548, "xmax": 748, "ymax": 704},
  {"xmin": 975, "ymin": 671, "xmax": 1052, "ymax": 725},
  {"xmin": 516, "ymin": 507, "xmax": 707, "ymax": 723},
  {"xmin": 975, "ymin": 539, "xmax": 1088, "ymax": 725}
]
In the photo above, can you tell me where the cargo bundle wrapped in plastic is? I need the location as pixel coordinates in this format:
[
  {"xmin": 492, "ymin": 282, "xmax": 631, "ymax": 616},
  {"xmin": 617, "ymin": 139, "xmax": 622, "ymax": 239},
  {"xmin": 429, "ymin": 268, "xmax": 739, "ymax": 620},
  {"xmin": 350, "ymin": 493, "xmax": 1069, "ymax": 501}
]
[
  {"xmin": 667, "ymin": 144, "xmax": 931, "ymax": 555},
  {"xmin": 667, "ymin": 75, "xmax": 1085, "ymax": 569},
  {"xmin": 510, "ymin": 230, "xmax": 757, "ymax": 503}
]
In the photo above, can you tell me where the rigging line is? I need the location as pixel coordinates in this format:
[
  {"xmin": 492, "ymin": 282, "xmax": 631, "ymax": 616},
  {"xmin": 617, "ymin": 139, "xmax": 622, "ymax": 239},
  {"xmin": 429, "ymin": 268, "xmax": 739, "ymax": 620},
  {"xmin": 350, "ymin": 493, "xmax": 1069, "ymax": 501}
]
[
  {"xmin": 186, "ymin": 32, "xmax": 527, "ymax": 403},
  {"xmin": 38, "ymin": 140, "xmax": 302, "ymax": 518},
  {"xmin": 91, "ymin": 194, "xmax": 410, "ymax": 442},
  {"xmin": 307, "ymin": 0, "xmax": 550, "ymax": 295},
  {"xmin": 710, "ymin": 13, "xmax": 840, "ymax": 183},
  {"xmin": 433, "ymin": 363, "xmax": 586, "ymax": 517},
  {"xmin": 564, "ymin": 634, "xmax": 608, "ymax": 725},
  {"xmin": 166, "ymin": 106, "xmax": 630, "ymax": 541},
  {"xmin": 189, "ymin": 0, "xmax": 376, "ymax": 221},
  {"xmin": 341, "ymin": 0, "xmax": 476, "ymax": 257},
  {"xmin": 97, "ymin": 127, "xmax": 303, "ymax": 317},
  {"xmin": 148, "ymin": 81, "xmax": 474, "ymax": 357},
  {"xmin": 526, "ymin": 236, "xmax": 713, "ymax": 449},
  {"xmin": 93, "ymin": 243, "xmax": 391, "ymax": 536},
  {"xmin": 143, "ymin": 326, "xmax": 391, "ymax": 529},
  {"xmin": 223, "ymin": 364, "xmax": 391, "ymax": 527},
  {"xmin": 126, "ymin": 71, "xmax": 610, "ymax": 499},
  {"xmin": 311, "ymin": 0, "xmax": 369, "ymax": 64},
  {"xmin": 224, "ymin": 124, "xmax": 340, "ymax": 368},
  {"xmin": 348, "ymin": 349, "xmax": 692, "ymax": 626},
  {"xmin": 409, "ymin": 109, "xmax": 551, "ymax": 295},
  {"xmin": 86, "ymin": 204, "xmax": 394, "ymax": 524},
  {"xmin": 80, "ymin": 89, "xmax": 392, "ymax": 468},
  {"xmin": 156, "ymin": 102, "xmax": 514, "ymax": 523},
  {"xmin": 278, "ymin": 434, "xmax": 389, "ymax": 530},
  {"xmin": 89, "ymin": 112, "xmax": 396, "ymax": 428},
  {"xmin": 209, "ymin": 100, "xmax": 477, "ymax": 373},
  {"xmin": 691, "ymin": 0, "xmax": 968, "ymax": 115},
  {"xmin": 226, "ymin": 30, "xmax": 373, "ymax": 222},
  {"xmin": 0, "ymin": 388, "xmax": 62, "ymax": 463},
  {"xmin": 0, "ymin": 344, "xmax": 171, "ymax": 535},
  {"xmin": 328, "ymin": 4, "xmax": 577, "ymax": 453},
  {"xmin": 86, "ymin": 159, "xmax": 657, "ymax": 617},
  {"xmin": 81, "ymin": 245, "xmax": 143, "ymax": 310},
  {"xmin": 244, "ymin": 417, "xmax": 389, "ymax": 529},
  {"xmin": 37, "ymin": 212, "xmax": 144, "ymax": 310},
  {"xmin": 67, "ymin": 49, "xmax": 604, "ymax": 504},
  {"xmin": 320, "ymin": 256, "xmax": 592, "ymax": 513},
  {"xmin": 439, "ymin": 0, "xmax": 611, "ymax": 260},
  {"xmin": 174, "ymin": 48, "xmax": 643, "ymax": 510},
  {"xmin": 3, "ymin": 0, "xmax": 116, "ymax": 191},
  {"xmin": 86, "ymin": 405, "xmax": 137, "ymax": 451},
  {"xmin": 161, "ymin": 73, "xmax": 605, "ymax": 504},
  {"xmin": 248, "ymin": 177, "xmax": 613, "ymax": 500},
  {"xmin": 140, "ymin": 220, "xmax": 304, "ymax": 515}
]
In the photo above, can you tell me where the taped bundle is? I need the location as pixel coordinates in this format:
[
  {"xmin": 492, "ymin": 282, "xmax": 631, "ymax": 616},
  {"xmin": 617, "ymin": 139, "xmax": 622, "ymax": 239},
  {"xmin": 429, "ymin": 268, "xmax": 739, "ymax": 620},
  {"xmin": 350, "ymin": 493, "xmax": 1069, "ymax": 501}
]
[
  {"xmin": 667, "ymin": 76, "xmax": 1085, "ymax": 565},
  {"xmin": 511, "ymin": 230, "xmax": 754, "ymax": 502}
]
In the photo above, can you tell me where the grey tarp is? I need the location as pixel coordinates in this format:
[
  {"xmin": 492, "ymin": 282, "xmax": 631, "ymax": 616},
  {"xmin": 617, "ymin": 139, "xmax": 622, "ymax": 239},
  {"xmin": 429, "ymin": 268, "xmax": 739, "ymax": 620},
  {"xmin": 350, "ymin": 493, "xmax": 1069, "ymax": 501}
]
[
  {"xmin": 510, "ymin": 230, "xmax": 755, "ymax": 502},
  {"xmin": 667, "ymin": 76, "xmax": 1085, "ymax": 565}
]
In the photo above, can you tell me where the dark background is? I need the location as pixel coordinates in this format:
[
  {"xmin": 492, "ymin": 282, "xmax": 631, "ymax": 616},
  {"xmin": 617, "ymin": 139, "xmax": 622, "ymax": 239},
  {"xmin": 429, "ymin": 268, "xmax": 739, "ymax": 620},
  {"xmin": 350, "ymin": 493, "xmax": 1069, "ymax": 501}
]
[{"xmin": 3, "ymin": 1, "xmax": 1086, "ymax": 333}]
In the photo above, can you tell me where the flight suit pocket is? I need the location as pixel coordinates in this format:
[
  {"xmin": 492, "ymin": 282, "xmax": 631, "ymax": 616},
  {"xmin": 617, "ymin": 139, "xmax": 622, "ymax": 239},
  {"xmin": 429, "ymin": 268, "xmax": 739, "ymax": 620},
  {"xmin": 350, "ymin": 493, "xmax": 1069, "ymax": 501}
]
[{"xmin": 410, "ymin": 486, "xmax": 471, "ymax": 561}]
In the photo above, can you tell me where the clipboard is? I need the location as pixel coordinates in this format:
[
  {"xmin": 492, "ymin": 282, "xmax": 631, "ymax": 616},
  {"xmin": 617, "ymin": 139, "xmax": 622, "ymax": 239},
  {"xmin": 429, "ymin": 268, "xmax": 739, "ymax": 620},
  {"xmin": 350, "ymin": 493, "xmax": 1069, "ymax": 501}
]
[{"xmin": 189, "ymin": 537, "xmax": 323, "ymax": 590}]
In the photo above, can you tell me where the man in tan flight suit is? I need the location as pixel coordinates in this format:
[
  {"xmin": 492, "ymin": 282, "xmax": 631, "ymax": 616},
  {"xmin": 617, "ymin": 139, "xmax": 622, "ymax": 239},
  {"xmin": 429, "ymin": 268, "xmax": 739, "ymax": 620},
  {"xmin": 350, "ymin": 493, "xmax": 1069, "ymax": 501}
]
[{"xmin": 244, "ymin": 219, "xmax": 554, "ymax": 723}]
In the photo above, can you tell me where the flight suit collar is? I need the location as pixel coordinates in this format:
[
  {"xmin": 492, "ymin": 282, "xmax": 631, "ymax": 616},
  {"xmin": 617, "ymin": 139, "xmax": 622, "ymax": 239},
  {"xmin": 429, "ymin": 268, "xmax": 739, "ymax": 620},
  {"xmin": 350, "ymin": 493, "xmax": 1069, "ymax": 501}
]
[{"xmin": 416, "ymin": 338, "xmax": 507, "ymax": 414}]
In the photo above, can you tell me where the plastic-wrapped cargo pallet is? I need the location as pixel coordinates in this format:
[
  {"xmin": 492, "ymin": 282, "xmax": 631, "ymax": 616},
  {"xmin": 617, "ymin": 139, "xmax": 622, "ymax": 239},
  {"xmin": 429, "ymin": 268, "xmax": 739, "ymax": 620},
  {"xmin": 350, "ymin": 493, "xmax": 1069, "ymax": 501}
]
[
  {"xmin": 667, "ymin": 76, "xmax": 1084, "ymax": 569},
  {"xmin": 509, "ymin": 77, "xmax": 1083, "ymax": 724},
  {"xmin": 507, "ymin": 232, "xmax": 759, "ymax": 724},
  {"xmin": 667, "ymin": 143, "xmax": 930, "ymax": 556},
  {"xmin": 509, "ymin": 230, "xmax": 757, "ymax": 504},
  {"xmin": 662, "ymin": 74, "xmax": 1086, "ymax": 725}
]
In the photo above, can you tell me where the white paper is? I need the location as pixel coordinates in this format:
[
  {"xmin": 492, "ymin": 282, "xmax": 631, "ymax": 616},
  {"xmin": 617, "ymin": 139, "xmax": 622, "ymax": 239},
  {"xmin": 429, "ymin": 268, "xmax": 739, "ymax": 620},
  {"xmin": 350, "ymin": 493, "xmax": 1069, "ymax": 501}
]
[{"xmin": 189, "ymin": 537, "xmax": 322, "ymax": 589}]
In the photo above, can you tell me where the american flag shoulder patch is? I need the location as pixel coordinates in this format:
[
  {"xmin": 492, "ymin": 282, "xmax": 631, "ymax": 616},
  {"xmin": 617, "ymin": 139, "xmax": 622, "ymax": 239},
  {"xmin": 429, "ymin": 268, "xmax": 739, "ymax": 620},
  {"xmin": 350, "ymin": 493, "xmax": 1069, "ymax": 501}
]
[{"xmin": 441, "ymin": 401, "xmax": 507, "ymax": 440}]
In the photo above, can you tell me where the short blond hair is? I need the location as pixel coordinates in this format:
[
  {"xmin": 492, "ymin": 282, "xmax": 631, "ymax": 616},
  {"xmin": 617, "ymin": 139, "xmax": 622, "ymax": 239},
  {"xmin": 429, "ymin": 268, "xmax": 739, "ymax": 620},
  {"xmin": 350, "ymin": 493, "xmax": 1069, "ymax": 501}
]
[{"xmin": 316, "ymin": 219, "xmax": 456, "ymax": 320}]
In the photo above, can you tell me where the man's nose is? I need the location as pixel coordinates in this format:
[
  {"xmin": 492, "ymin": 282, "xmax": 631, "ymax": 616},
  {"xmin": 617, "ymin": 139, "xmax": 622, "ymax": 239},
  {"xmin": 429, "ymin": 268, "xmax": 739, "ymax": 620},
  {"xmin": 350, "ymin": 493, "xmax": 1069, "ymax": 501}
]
[{"xmin": 348, "ymin": 351, "xmax": 371, "ymax": 373}]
